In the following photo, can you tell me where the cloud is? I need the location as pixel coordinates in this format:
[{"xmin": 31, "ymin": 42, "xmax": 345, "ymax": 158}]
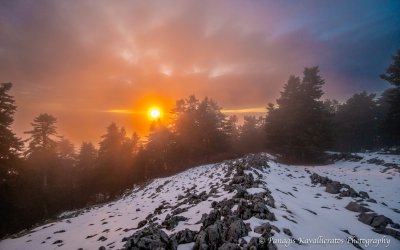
[{"xmin": 0, "ymin": 0, "xmax": 399, "ymax": 143}]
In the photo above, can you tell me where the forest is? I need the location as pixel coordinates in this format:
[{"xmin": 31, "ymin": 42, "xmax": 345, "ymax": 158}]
[{"xmin": 0, "ymin": 50, "xmax": 399, "ymax": 238}]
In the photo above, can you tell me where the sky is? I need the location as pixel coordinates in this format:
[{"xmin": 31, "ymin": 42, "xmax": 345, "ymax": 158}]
[{"xmin": 1, "ymin": 0, "xmax": 399, "ymax": 145}]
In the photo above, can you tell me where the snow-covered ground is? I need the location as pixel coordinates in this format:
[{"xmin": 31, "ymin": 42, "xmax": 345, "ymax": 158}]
[{"xmin": 0, "ymin": 153, "xmax": 399, "ymax": 250}]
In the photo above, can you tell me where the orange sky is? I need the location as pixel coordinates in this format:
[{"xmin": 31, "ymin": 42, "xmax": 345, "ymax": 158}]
[{"xmin": 1, "ymin": 1, "xmax": 398, "ymax": 145}]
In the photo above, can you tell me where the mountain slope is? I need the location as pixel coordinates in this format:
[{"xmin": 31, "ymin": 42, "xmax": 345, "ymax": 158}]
[{"xmin": 0, "ymin": 153, "xmax": 399, "ymax": 250}]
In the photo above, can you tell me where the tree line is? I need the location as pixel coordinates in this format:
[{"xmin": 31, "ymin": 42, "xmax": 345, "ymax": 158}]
[{"xmin": 0, "ymin": 50, "xmax": 399, "ymax": 237}]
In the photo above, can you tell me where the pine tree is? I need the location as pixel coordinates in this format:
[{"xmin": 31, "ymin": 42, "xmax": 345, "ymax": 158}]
[
  {"xmin": 24, "ymin": 113, "xmax": 59, "ymax": 217},
  {"xmin": 265, "ymin": 67, "xmax": 332, "ymax": 162},
  {"xmin": 25, "ymin": 113, "xmax": 58, "ymax": 157},
  {"xmin": 381, "ymin": 49, "xmax": 400, "ymax": 87},
  {"xmin": 380, "ymin": 49, "xmax": 400, "ymax": 146},
  {"xmin": 96, "ymin": 123, "xmax": 137, "ymax": 197},
  {"xmin": 0, "ymin": 82, "xmax": 23, "ymax": 237},
  {"xmin": 57, "ymin": 138, "xmax": 76, "ymax": 161},
  {"xmin": 237, "ymin": 116, "xmax": 265, "ymax": 154},
  {"xmin": 77, "ymin": 142, "xmax": 97, "ymax": 170},
  {"xmin": 333, "ymin": 92, "xmax": 379, "ymax": 151},
  {"xmin": 0, "ymin": 83, "xmax": 22, "ymax": 176}
]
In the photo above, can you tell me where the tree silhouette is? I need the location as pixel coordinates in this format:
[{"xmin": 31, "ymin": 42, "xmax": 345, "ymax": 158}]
[
  {"xmin": 0, "ymin": 83, "xmax": 22, "ymax": 175},
  {"xmin": 333, "ymin": 92, "xmax": 379, "ymax": 152},
  {"xmin": 96, "ymin": 123, "xmax": 137, "ymax": 197},
  {"xmin": 380, "ymin": 49, "xmax": 400, "ymax": 146},
  {"xmin": 0, "ymin": 82, "xmax": 23, "ymax": 237},
  {"xmin": 24, "ymin": 113, "xmax": 59, "ymax": 217},
  {"xmin": 381, "ymin": 49, "xmax": 400, "ymax": 87},
  {"xmin": 237, "ymin": 116, "xmax": 265, "ymax": 154},
  {"xmin": 265, "ymin": 67, "xmax": 332, "ymax": 162}
]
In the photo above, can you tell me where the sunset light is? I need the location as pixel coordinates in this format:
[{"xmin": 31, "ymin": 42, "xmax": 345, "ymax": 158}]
[
  {"xmin": 149, "ymin": 107, "xmax": 161, "ymax": 120},
  {"xmin": 0, "ymin": 2, "xmax": 399, "ymax": 249}
]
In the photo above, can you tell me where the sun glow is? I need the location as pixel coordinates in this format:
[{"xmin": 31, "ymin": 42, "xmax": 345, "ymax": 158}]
[{"xmin": 148, "ymin": 107, "xmax": 161, "ymax": 119}]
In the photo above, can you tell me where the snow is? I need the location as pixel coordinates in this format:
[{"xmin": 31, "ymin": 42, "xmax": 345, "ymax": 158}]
[{"xmin": 0, "ymin": 153, "xmax": 399, "ymax": 250}]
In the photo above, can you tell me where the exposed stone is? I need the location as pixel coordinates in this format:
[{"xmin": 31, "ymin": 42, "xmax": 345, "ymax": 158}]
[
  {"xmin": 225, "ymin": 219, "xmax": 248, "ymax": 243},
  {"xmin": 325, "ymin": 182, "xmax": 341, "ymax": 194},
  {"xmin": 171, "ymin": 229, "xmax": 197, "ymax": 244},
  {"xmin": 283, "ymin": 228, "xmax": 292, "ymax": 237},
  {"xmin": 345, "ymin": 202, "xmax": 371, "ymax": 212},
  {"xmin": 162, "ymin": 215, "xmax": 187, "ymax": 230},
  {"xmin": 358, "ymin": 212, "xmax": 377, "ymax": 225},
  {"xmin": 201, "ymin": 210, "xmax": 221, "ymax": 228},
  {"xmin": 359, "ymin": 191, "xmax": 369, "ymax": 199},
  {"xmin": 124, "ymin": 226, "xmax": 177, "ymax": 250},
  {"xmin": 371, "ymin": 215, "xmax": 393, "ymax": 229},
  {"xmin": 218, "ymin": 243, "xmax": 240, "ymax": 250}
]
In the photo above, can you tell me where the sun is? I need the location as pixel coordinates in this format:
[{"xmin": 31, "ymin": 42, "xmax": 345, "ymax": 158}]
[{"xmin": 148, "ymin": 107, "xmax": 161, "ymax": 120}]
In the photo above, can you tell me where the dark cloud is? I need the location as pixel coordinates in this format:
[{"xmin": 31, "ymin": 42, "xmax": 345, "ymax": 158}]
[{"xmin": 0, "ymin": 0, "xmax": 399, "ymax": 143}]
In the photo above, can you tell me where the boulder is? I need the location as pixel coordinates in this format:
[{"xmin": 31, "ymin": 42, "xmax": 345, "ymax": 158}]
[
  {"xmin": 162, "ymin": 215, "xmax": 187, "ymax": 230},
  {"xmin": 124, "ymin": 226, "xmax": 177, "ymax": 250},
  {"xmin": 254, "ymin": 223, "xmax": 271, "ymax": 234},
  {"xmin": 345, "ymin": 202, "xmax": 371, "ymax": 212},
  {"xmin": 218, "ymin": 243, "xmax": 240, "ymax": 250},
  {"xmin": 193, "ymin": 230, "xmax": 208, "ymax": 250},
  {"xmin": 246, "ymin": 237, "xmax": 277, "ymax": 250},
  {"xmin": 226, "ymin": 219, "xmax": 248, "ymax": 243},
  {"xmin": 359, "ymin": 191, "xmax": 369, "ymax": 199},
  {"xmin": 171, "ymin": 229, "xmax": 197, "ymax": 244},
  {"xmin": 325, "ymin": 182, "xmax": 341, "ymax": 194},
  {"xmin": 234, "ymin": 186, "xmax": 248, "ymax": 199},
  {"xmin": 283, "ymin": 228, "xmax": 292, "ymax": 237},
  {"xmin": 383, "ymin": 228, "xmax": 400, "ymax": 241},
  {"xmin": 201, "ymin": 210, "xmax": 221, "ymax": 228},
  {"xmin": 371, "ymin": 215, "xmax": 393, "ymax": 229},
  {"xmin": 358, "ymin": 212, "xmax": 377, "ymax": 225},
  {"xmin": 137, "ymin": 220, "xmax": 147, "ymax": 229},
  {"xmin": 206, "ymin": 221, "xmax": 225, "ymax": 249},
  {"xmin": 340, "ymin": 187, "xmax": 359, "ymax": 198}
]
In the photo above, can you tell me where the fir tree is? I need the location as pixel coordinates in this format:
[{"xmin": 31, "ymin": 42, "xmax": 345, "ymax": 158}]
[{"xmin": 265, "ymin": 67, "xmax": 332, "ymax": 162}]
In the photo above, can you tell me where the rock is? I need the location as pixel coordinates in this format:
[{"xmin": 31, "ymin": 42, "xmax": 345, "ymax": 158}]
[
  {"xmin": 193, "ymin": 230, "xmax": 208, "ymax": 250},
  {"xmin": 162, "ymin": 215, "xmax": 187, "ymax": 230},
  {"xmin": 358, "ymin": 212, "xmax": 377, "ymax": 225},
  {"xmin": 171, "ymin": 207, "xmax": 187, "ymax": 215},
  {"xmin": 359, "ymin": 191, "xmax": 369, "ymax": 199},
  {"xmin": 235, "ymin": 203, "xmax": 252, "ymax": 220},
  {"xmin": 371, "ymin": 215, "xmax": 393, "ymax": 229},
  {"xmin": 201, "ymin": 210, "xmax": 221, "ymax": 228},
  {"xmin": 325, "ymin": 182, "xmax": 341, "ymax": 194},
  {"xmin": 171, "ymin": 229, "xmax": 197, "ymax": 244},
  {"xmin": 53, "ymin": 230, "xmax": 66, "ymax": 234},
  {"xmin": 226, "ymin": 219, "xmax": 248, "ymax": 243},
  {"xmin": 345, "ymin": 202, "xmax": 371, "ymax": 212},
  {"xmin": 99, "ymin": 247, "xmax": 106, "ymax": 250},
  {"xmin": 124, "ymin": 226, "xmax": 177, "ymax": 250},
  {"xmin": 205, "ymin": 221, "xmax": 224, "ymax": 249},
  {"xmin": 154, "ymin": 204, "xmax": 165, "ymax": 215},
  {"xmin": 52, "ymin": 240, "xmax": 63, "ymax": 244},
  {"xmin": 254, "ymin": 223, "xmax": 271, "ymax": 234},
  {"xmin": 383, "ymin": 228, "xmax": 400, "ymax": 241},
  {"xmin": 98, "ymin": 236, "xmax": 107, "ymax": 241},
  {"xmin": 246, "ymin": 237, "xmax": 277, "ymax": 250},
  {"xmin": 234, "ymin": 186, "xmax": 248, "ymax": 199},
  {"xmin": 218, "ymin": 243, "xmax": 240, "ymax": 250},
  {"xmin": 340, "ymin": 187, "xmax": 359, "ymax": 198},
  {"xmin": 137, "ymin": 220, "xmax": 147, "ymax": 229},
  {"xmin": 367, "ymin": 198, "xmax": 377, "ymax": 203},
  {"xmin": 283, "ymin": 228, "xmax": 292, "ymax": 237}
]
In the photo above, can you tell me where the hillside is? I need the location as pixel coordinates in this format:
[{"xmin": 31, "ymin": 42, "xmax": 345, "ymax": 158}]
[{"xmin": 0, "ymin": 152, "xmax": 399, "ymax": 250}]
